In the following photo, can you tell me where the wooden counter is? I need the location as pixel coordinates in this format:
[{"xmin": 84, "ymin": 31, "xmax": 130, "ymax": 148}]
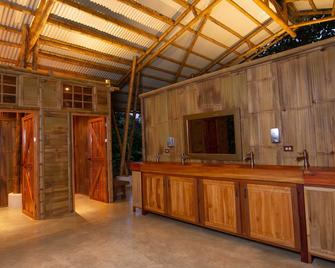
[
  {"xmin": 130, "ymin": 162, "xmax": 335, "ymax": 263},
  {"xmin": 137, "ymin": 162, "xmax": 304, "ymax": 184}
]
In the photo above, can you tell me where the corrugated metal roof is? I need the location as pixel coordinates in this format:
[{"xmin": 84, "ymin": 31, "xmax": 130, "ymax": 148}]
[
  {"xmin": 42, "ymin": 23, "xmax": 138, "ymax": 60},
  {"xmin": 0, "ymin": 0, "xmax": 332, "ymax": 94},
  {"xmin": 0, "ymin": 45, "xmax": 19, "ymax": 60},
  {"xmin": 92, "ymin": 0, "xmax": 169, "ymax": 33},
  {"xmin": 51, "ymin": 2, "xmax": 154, "ymax": 48},
  {"xmin": 0, "ymin": 6, "xmax": 33, "ymax": 30},
  {"xmin": 39, "ymin": 57, "xmax": 123, "ymax": 81}
]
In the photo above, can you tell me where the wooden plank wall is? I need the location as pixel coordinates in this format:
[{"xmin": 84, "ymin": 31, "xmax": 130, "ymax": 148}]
[
  {"xmin": 0, "ymin": 115, "xmax": 16, "ymax": 207},
  {"xmin": 42, "ymin": 111, "xmax": 70, "ymax": 217},
  {"xmin": 143, "ymin": 45, "xmax": 335, "ymax": 167}
]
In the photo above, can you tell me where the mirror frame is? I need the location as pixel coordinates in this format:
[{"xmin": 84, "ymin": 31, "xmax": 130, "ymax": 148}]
[{"xmin": 183, "ymin": 109, "xmax": 242, "ymax": 161}]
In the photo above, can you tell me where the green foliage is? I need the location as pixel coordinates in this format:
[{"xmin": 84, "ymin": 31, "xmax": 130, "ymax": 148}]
[
  {"xmin": 257, "ymin": 16, "xmax": 335, "ymax": 58},
  {"xmin": 112, "ymin": 112, "xmax": 142, "ymax": 176}
]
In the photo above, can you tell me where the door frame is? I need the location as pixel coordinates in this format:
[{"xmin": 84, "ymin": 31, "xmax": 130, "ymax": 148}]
[
  {"xmin": 0, "ymin": 109, "xmax": 40, "ymax": 219},
  {"xmin": 70, "ymin": 113, "xmax": 112, "ymax": 211}
]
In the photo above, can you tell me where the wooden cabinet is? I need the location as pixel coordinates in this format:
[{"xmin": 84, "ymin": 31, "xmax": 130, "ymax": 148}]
[
  {"xmin": 244, "ymin": 183, "xmax": 298, "ymax": 249},
  {"xmin": 201, "ymin": 179, "xmax": 240, "ymax": 233},
  {"xmin": 167, "ymin": 176, "xmax": 198, "ymax": 223},
  {"xmin": 142, "ymin": 173, "xmax": 166, "ymax": 214},
  {"xmin": 305, "ymin": 186, "xmax": 335, "ymax": 261}
]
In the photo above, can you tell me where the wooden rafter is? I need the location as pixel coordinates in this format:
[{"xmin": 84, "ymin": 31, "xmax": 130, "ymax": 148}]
[
  {"xmin": 133, "ymin": 0, "xmax": 223, "ymax": 83},
  {"xmin": 0, "ymin": 40, "xmax": 20, "ymax": 48},
  {"xmin": 198, "ymin": 19, "xmax": 273, "ymax": 75},
  {"xmin": 39, "ymin": 36, "xmax": 132, "ymax": 65},
  {"xmin": 175, "ymin": 16, "xmax": 208, "ymax": 81},
  {"xmin": 294, "ymin": 9, "xmax": 333, "ymax": 17},
  {"xmin": 308, "ymin": 0, "xmax": 317, "ymax": 11},
  {"xmin": 252, "ymin": 0, "xmax": 296, "ymax": 38},
  {"xmin": 118, "ymin": 0, "xmax": 203, "ymax": 87},
  {"xmin": 290, "ymin": 16, "xmax": 335, "ymax": 28},
  {"xmin": 29, "ymin": 0, "xmax": 55, "ymax": 51},
  {"xmin": 333, "ymin": 0, "xmax": 335, "ymax": 16},
  {"xmin": 39, "ymin": 50, "xmax": 128, "ymax": 75}
]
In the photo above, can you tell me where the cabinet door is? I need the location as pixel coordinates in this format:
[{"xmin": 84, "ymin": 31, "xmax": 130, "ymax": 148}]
[
  {"xmin": 142, "ymin": 173, "xmax": 166, "ymax": 214},
  {"xmin": 167, "ymin": 176, "xmax": 198, "ymax": 223},
  {"xmin": 245, "ymin": 183, "xmax": 298, "ymax": 249},
  {"xmin": 201, "ymin": 179, "xmax": 240, "ymax": 233},
  {"xmin": 305, "ymin": 187, "xmax": 335, "ymax": 261}
]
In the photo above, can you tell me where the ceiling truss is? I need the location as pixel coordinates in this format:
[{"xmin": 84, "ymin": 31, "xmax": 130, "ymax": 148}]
[{"xmin": 0, "ymin": 0, "xmax": 334, "ymax": 91}]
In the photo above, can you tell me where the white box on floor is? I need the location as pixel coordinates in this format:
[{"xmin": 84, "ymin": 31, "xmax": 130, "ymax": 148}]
[{"xmin": 8, "ymin": 193, "xmax": 22, "ymax": 209}]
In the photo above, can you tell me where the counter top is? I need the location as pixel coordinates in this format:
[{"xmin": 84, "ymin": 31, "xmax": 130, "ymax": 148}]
[
  {"xmin": 131, "ymin": 162, "xmax": 305, "ymax": 184},
  {"xmin": 304, "ymin": 168, "xmax": 335, "ymax": 187}
]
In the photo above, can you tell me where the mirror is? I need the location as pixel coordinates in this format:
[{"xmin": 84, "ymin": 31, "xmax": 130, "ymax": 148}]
[{"xmin": 184, "ymin": 109, "xmax": 242, "ymax": 161}]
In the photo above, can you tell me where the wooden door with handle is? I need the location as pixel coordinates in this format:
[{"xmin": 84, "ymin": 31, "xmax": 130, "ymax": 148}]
[
  {"xmin": 88, "ymin": 117, "xmax": 108, "ymax": 202},
  {"xmin": 22, "ymin": 114, "xmax": 36, "ymax": 218}
]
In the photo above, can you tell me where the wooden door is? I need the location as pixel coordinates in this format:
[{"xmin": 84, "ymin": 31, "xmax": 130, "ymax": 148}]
[
  {"xmin": 244, "ymin": 183, "xmax": 298, "ymax": 249},
  {"xmin": 167, "ymin": 176, "xmax": 198, "ymax": 223},
  {"xmin": 201, "ymin": 179, "xmax": 240, "ymax": 233},
  {"xmin": 305, "ymin": 186, "xmax": 335, "ymax": 261},
  {"xmin": 142, "ymin": 173, "xmax": 166, "ymax": 214},
  {"xmin": 22, "ymin": 114, "xmax": 36, "ymax": 218},
  {"xmin": 88, "ymin": 117, "xmax": 108, "ymax": 202}
]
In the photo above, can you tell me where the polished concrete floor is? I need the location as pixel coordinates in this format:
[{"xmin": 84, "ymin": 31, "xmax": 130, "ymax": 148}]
[{"xmin": 0, "ymin": 195, "xmax": 334, "ymax": 268}]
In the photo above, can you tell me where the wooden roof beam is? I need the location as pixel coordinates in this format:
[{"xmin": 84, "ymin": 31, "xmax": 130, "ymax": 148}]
[
  {"xmin": 175, "ymin": 16, "xmax": 208, "ymax": 81},
  {"xmin": 290, "ymin": 16, "xmax": 335, "ymax": 28},
  {"xmin": 198, "ymin": 19, "xmax": 273, "ymax": 75},
  {"xmin": 333, "ymin": 0, "xmax": 335, "ymax": 16},
  {"xmin": 39, "ymin": 50, "xmax": 128, "ymax": 74},
  {"xmin": 136, "ymin": 0, "xmax": 223, "ymax": 78},
  {"xmin": 252, "ymin": 0, "xmax": 296, "ymax": 38},
  {"xmin": 55, "ymin": 0, "xmax": 157, "ymax": 41},
  {"xmin": 37, "ymin": 65, "xmax": 109, "ymax": 83},
  {"xmin": 29, "ymin": 0, "xmax": 55, "ymax": 51},
  {"xmin": 39, "ymin": 36, "xmax": 132, "ymax": 65},
  {"xmin": 118, "ymin": 0, "xmax": 202, "ymax": 87}
]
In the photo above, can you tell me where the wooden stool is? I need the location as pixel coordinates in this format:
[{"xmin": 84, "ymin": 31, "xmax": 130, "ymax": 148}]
[{"xmin": 113, "ymin": 180, "xmax": 128, "ymax": 200}]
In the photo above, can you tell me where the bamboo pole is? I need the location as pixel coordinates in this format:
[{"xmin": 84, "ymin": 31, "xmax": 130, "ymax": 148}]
[
  {"xmin": 120, "ymin": 56, "xmax": 137, "ymax": 176},
  {"xmin": 126, "ymin": 72, "xmax": 141, "ymax": 164}
]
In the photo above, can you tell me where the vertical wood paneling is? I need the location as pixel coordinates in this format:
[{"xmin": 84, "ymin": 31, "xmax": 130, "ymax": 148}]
[
  {"xmin": 40, "ymin": 79, "xmax": 60, "ymax": 109},
  {"xmin": 20, "ymin": 76, "xmax": 40, "ymax": 107},
  {"xmin": 305, "ymin": 186, "xmax": 335, "ymax": 260},
  {"xmin": 143, "ymin": 46, "xmax": 335, "ymax": 167},
  {"xmin": 43, "ymin": 111, "xmax": 70, "ymax": 217}
]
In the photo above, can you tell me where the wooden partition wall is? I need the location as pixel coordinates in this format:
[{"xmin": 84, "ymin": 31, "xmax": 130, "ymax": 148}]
[
  {"xmin": 141, "ymin": 39, "xmax": 335, "ymax": 167},
  {"xmin": 0, "ymin": 68, "xmax": 113, "ymax": 219}
]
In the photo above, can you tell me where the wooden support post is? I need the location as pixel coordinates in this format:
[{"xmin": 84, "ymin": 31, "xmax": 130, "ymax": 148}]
[
  {"xmin": 120, "ymin": 56, "xmax": 137, "ymax": 176},
  {"xmin": 18, "ymin": 24, "xmax": 30, "ymax": 68},
  {"xmin": 13, "ymin": 113, "xmax": 22, "ymax": 193},
  {"xmin": 126, "ymin": 72, "xmax": 141, "ymax": 164},
  {"xmin": 32, "ymin": 41, "xmax": 39, "ymax": 71}
]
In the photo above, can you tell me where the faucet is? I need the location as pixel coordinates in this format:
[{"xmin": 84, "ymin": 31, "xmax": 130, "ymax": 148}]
[
  {"xmin": 181, "ymin": 153, "xmax": 189, "ymax": 165},
  {"xmin": 155, "ymin": 153, "xmax": 160, "ymax": 163},
  {"xmin": 244, "ymin": 151, "xmax": 255, "ymax": 168},
  {"xmin": 296, "ymin": 149, "xmax": 310, "ymax": 169}
]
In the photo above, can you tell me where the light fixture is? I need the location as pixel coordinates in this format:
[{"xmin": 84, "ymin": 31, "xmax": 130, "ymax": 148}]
[{"xmin": 65, "ymin": 87, "xmax": 70, "ymax": 91}]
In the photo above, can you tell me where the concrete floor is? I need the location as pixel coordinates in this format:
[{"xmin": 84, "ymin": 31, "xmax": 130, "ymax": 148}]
[{"xmin": 0, "ymin": 195, "xmax": 334, "ymax": 268}]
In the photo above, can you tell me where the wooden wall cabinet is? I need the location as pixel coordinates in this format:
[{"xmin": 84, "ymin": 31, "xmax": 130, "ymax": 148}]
[
  {"xmin": 243, "ymin": 183, "xmax": 299, "ymax": 249},
  {"xmin": 167, "ymin": 176, "xmax": 198, "ymax": 223},
  {"xmin": 142, "ymin": 173, "xmax": 166, "ymax": 214},
  {"xmin": 305, "ymin": 186, "xmax": 335, "ymax": 261},
  {"xmin": 200, "ymin": 179, "xmax": 240, "ymax": 234}
]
